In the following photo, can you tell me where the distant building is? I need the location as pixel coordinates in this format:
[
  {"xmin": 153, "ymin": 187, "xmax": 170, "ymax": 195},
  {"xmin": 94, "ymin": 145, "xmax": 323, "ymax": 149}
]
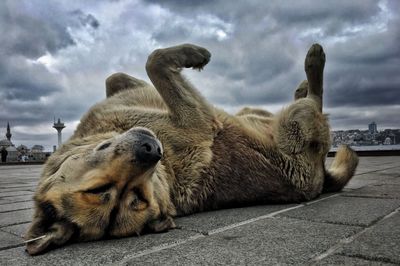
[
  {"xmin": 16, "ymin": 145, "xmax": 28, "ymax": 155},
  {"xmin": 368, "ymin": 122, "xmax": 378, "ymax": 134},
  {"xmin": 30, "ymin": 145, "xmax": 47, "ymax": 161},
  {"xmin": 0, "ymin": 123, "xmax": 50, "ymax": 163},
  {"xmin": 0, "ymin": 122, "xmax": 13, "ymax": 149},
  {"xmin": 31, "ymin": 145, "xmax": 44, "ymax": 152},
  {"xmin": 384, "ymin": 137, "xmax": 392, "ymax": 145},
  {"xmin": 0, "ymin": 122, "xmax": 17, "ymax": 162}
]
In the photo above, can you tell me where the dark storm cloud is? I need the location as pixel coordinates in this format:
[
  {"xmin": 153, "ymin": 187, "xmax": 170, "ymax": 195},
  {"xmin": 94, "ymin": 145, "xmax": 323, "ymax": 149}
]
[
  {"xmin": 268, "ymin": 0, "xmax": 380, "ymax": 26},
  {"xmin": 71, "ymin": 9, "xmax": 100, "ymax": 29},
  {"xmin": 0, "ymin": 1, "xmax": 100, "ymax": 140},
  {"xmin": 147, "ymin": 0, "xmax": 400, "ymax": 109},
  {"xmin": 323, "ymin": 8, "xmax": 400, "ymax": 107},
  {"xmin": 1, "ymin": 0, "xmax": 399, "ymax": 150},
  {"xmin": 147, "ymin": 0, "xmax": 399, "ymax": 132},
  {"xmin": 0, "ymin": 57, "xmax": 63, "ymax": 101},
  {"xmin": 0, "ymin": 1, "xmax": 75, "ymax": 58}
]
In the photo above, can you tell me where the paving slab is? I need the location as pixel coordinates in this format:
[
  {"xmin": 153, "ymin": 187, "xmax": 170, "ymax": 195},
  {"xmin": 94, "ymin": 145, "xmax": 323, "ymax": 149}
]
[
  {"xmin": 345, "ymin": 176, "xmax": 389, "ymax": 190},
  {"xmin": 0, "ymin": 231, "xmax": 23, "ymax": 250},
  {"xmin": 0, "ymin": 190, "xmax": 35, "ymax": 197},
  {"xmin": 123, "ymin": 216, "xmax": 361, "ymax": 265},
  {"xmin": 352, "ymin": 157, "xmax": 400, "ymax": 175},
  {"xmin": 279, "ymin": 196, "xmax": 400, "ymax": 226},
  {"xmin": 176, "ymin": 204, "xmax": 297, "ymax": 233},
  {"xmin": 0, "ymin": 201, "xmax": 34, "ymax": 213},
  {"xmin": 324, "ymin": 157, "xmax": 394, "ymax": 175},
  {"xmin": 0, "ymin": 184, "xmax": 38, "ymax": 189},
  {"xmin": 0, "ymin": 208, "xmax": 34, "ymax": 227},
  {"xmin": 0, "ymin": 158, "xmax": 399, "ymax": 265},
  {"xmin": 0, "ymin": 186, "xmax": 36, "ymax": 193},
  {"xmin": 344, "ymin": 184, "xmax": 400, "ymax": 199},
  {"xmin": 0, "ymin": 222, "xmax": 30, "ymax": 237},
  {"xmin": 345, "ymin": 171, "xmax": 400, "ymax": 190},
  {"xmin": 317, "ymin": 254, "xmax": 397, "ymax": 265},
  {"xmin": 0, "ymin": 195, "xmax": 34, "ymax": 204},
  {"xmin": 0, "ymin": 181, "xmax": 38, "ymax": 186},
  {"xmin": 338, "ymin": 211, "xmax": 400, "ymax": 265},
  {"xmin": 0, "ymin": 230, "xmax": 198, "ymax": 266}
]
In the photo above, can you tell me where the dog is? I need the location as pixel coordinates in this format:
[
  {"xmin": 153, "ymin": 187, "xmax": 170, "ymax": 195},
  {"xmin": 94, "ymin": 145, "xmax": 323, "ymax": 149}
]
[{"xmin": 25, "ymin": 43, "xmax": 358, "ymax": 255}]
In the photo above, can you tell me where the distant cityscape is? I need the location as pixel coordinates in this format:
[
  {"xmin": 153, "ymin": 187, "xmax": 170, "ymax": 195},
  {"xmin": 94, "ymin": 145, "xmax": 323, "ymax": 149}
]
[
  {"xmin": 0, "ymin": 119, "xmax": 65, "ymax": 163},
  {"xmin": 331, "ymin": 122, "xmax": 399, "ymax": 147},
  {"xmin": 0, "ymin": 121, "xmax": 399, "ymax": 163}
]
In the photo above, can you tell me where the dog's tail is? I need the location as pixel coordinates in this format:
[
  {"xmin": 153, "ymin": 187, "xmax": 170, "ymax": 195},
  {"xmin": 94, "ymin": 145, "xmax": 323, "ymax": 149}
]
[{"xmin": 323, "ymin": 145, "xmax": 359, "ymax": 193}]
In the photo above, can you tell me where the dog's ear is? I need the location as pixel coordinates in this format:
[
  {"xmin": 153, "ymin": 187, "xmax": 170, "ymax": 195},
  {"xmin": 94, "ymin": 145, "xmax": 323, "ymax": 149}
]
[
  {"xmin": 147, "ymin": 215, "xmax": 176, "ymax": 233},
  {"xmin": 25, "ymin": 202, "xmax": 76, "ymax": 255}
]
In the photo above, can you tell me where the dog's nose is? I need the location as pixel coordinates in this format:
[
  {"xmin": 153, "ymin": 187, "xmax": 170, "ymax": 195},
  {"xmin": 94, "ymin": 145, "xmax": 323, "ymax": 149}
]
[{"xmin": 136, "ymin": 139, "xmax": 162, "ymax": 165}]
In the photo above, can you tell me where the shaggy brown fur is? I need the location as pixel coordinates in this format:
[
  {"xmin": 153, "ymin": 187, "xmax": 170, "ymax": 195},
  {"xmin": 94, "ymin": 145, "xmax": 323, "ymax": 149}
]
[{"xmin": 25, "ymin": 43, "xmax": 358, "ymax": 255}]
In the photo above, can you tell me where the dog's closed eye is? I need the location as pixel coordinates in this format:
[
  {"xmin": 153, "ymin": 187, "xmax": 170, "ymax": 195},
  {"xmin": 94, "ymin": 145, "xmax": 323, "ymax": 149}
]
[
  {"xmin": 97, "ymin": 142, "xmax": 111, "ymax": 151},
  {"xmin": 84, "ymin": 183, "xmax": 113, "ymax": 194}
]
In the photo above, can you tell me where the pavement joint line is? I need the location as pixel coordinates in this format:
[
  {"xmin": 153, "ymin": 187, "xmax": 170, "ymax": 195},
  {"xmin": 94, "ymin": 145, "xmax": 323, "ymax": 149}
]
[
  {"xmin": 0, "ymin": 200, "xmax": 34, "ymax": 205},
  {"xmin": 0, "ymin": 193, "xmax": 34, "ymax": 199},
  {"xmin": 308, "ymin": 206, "xmax": 400, "ymax": 265},
  {"xmin": 0, "ymin": 222, "xmax": 30, "ymax": 237},
  {"xmin": 178, "ymin": 227, "xmax": 209, "ymax": 236},
  {"xmin": 0, "ymin": 185, "xmax": 38, "ymax": 188},
  {"xmin": 0, "ymin": 243, "xmax": 25, "ymax": 252},
  {"xmin": 0, "ymin": 190, "xmax": 35, "ymax": 194},
  {"xmin": 304, "ymin": 193, "xmax": 340, "ymax": 206},
  {"xmin": 118, "ymin": 233, "xmax": 205, "ymax": 264},
  {"xmin": 338, "ymin": 253, "xmax": 400, "ymax": 265},
  {"xmin": 0, "ymin": 221, "xmax": 32, "ymax": 229},
  {"xmin": 207, "ymin": 204, "xmax": 305, "ymax": 235},
  {"xmin": 355, "ymin": 165, "xmax": 400, "ymax": 176},
  {"xmin": 0, "ymin": 207, "xmax": 32, "ymax": 214},
  {"xmin": 276, "ymin": 215, "xmax": 367, "ymax": 228},
  {"xmin": 0, "ymin": 229, "xmax": 21, "ymax": 238},
  {"xmin": 341, "ymin": 194, "xmax": 399, "ymax": 200}
]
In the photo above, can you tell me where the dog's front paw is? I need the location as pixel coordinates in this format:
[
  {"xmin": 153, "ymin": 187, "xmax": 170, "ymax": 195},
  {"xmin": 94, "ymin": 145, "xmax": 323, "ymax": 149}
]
[
  {"xmin": 179, "ymin": 44, "xmax": 211, "ymax": 70},
  {"xmin": 304, "ymin": 44, "xmax": 325, "ymax": 76},
  {"xmin": 147, "ymin": 44, "xmax": 211, "ymax": 72}
]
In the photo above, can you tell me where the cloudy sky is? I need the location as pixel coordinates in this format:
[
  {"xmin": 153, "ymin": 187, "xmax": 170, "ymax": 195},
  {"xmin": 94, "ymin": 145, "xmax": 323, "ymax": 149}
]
[{"xmin": 0, "ymin": 0, "xmax": 399, "ymax": 151}]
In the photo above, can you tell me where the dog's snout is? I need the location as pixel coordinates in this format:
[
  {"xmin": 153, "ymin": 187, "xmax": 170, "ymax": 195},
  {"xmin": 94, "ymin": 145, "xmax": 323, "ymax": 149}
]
[{"xmin": 136, "ymin": 139, "xmax": 162, "ymax": 165}]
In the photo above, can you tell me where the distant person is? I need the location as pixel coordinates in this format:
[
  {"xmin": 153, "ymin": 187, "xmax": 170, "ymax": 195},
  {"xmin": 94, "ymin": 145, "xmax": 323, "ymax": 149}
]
[{"xmin": 1, "ymin": 148, "xmax": 7, "ymax": 163}]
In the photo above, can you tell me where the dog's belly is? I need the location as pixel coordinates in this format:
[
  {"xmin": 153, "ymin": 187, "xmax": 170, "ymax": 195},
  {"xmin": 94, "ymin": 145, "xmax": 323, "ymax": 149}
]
[{"xmin": 198, "ymin": 125, "xmax": 307, "ymax": 211}]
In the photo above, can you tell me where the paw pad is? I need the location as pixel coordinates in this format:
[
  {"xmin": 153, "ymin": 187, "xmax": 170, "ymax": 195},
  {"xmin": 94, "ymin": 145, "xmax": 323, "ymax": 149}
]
[{"xmin": 305, "ymin": 43, "xmax": 325, "ymax": 74}]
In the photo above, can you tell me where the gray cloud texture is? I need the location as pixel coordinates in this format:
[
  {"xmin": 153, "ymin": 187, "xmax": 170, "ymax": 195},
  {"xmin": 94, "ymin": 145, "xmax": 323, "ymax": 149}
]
[{"xmin": 0, "ymin": 0, "xmax": 399, "ymax": 150}]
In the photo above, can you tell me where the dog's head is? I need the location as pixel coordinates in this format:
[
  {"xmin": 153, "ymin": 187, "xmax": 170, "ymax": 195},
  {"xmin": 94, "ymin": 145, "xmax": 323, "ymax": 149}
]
[{"xmin": 25, "ymin": 127, "xmax": 176, "ymax": 255}]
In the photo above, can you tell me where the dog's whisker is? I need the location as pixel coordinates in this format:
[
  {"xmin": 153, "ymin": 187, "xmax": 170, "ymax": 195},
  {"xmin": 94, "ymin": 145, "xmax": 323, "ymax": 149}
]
[{"xmin": 23, "ymin": 235, "xmax": 47, "ymax": 244}]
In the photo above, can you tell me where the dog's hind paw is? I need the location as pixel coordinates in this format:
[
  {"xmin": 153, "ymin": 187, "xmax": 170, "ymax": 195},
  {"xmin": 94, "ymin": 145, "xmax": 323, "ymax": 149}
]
[{"xmin": 305, "ymin": 43, "xmax": 325, "ymax": 77}]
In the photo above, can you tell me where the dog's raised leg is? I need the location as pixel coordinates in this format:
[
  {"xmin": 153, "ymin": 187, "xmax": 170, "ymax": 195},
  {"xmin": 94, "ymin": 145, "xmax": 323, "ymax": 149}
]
[
  {"xmin": 275, "ymin": 44, "xmax": 328, "ymax": 155},
  {"xmin": 105, "ymin": 72, "xmax": 149, "ymax": 98},
  {"xmin": 145, "ymin": 44, "xmax": 216, "ymax": 131},
  {"xmin": 305, "ymin": 44, "xmax": 325, "ymax": 111}
]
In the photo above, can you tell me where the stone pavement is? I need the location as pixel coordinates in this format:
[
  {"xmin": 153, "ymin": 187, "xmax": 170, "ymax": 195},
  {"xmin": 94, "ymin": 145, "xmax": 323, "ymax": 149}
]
[{"xmin": 0, "ymin": 157, "xmax": 399, "ymax": 265}]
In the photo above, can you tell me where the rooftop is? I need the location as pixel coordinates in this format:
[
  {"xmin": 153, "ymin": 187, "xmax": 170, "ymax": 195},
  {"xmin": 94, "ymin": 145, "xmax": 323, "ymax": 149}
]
[{"xmin": 0, "ymin": 157, "xmax": 399, "ymax": 265}]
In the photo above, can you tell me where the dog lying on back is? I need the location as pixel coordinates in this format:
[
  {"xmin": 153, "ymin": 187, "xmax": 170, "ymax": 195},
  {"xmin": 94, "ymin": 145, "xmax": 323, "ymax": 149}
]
[{"xmin": 25, "ymin": 43, "xmax": 358, "ymax": 255}]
